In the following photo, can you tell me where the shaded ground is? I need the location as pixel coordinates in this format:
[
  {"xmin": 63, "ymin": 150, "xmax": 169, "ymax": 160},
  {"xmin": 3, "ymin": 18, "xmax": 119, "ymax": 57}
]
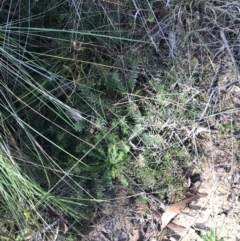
[{"xmin": 83, "ymin": 157, "xmax": 240, "ymax": 241}]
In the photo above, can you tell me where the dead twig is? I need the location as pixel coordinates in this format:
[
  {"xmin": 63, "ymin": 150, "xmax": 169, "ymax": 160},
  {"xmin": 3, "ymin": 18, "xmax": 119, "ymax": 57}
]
[
  {"xmin": 220, "ymin": 29, "xmax": 240, "ymax": 80},
  {"xmin": 198, "ymin": 61, "xmax": 221, "ymax": 121},
  {"xmin": 208, "ymin": 61, "xmax": 222, "ymax": 95}
]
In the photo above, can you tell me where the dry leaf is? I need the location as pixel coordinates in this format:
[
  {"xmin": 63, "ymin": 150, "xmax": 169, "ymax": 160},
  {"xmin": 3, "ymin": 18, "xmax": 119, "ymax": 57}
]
[
  {"xmin": 167, "ymin": 222, "xmax": 187, "ymax": 234},
  {"xmin": 89, "ymin": 116, "xmax": 96, "ymax": 134},
  {"xmin": 58, "ymin": 218, "xmax": 68, "ymax": 234},
  {"xmin": 161, "ymin": 193, "xmax": 207, "ymax": 229},
  {"xmin": 129, "ymin": 228, "xmax": 140, "ymax": 241},
  {"xmin": 167, "ymin": 222, "xmax": 195, "ymax": 235},
  {"xmin": 151, "ymin": 209, "xmax": 161, "ymax": 222},
  {"xmin": 113, "ymin": 229, "xmax": 128, "ymax": 241},
  {"xmin": 187, "ymin": 176, "xmax": 191, "ymax": 187}
]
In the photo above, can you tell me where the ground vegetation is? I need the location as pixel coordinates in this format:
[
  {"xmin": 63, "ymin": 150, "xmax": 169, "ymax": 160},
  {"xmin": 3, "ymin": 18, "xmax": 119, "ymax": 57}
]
[{"xmin": 1, "ymin": 0, "xmax": 240, "ymax": 240}]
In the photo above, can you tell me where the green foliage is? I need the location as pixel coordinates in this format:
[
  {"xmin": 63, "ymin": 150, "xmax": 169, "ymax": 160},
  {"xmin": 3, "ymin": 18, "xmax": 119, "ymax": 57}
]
[
  {"xmin": 103, "ymin": 141, "xmax": 130, "ymax": 187},
  {"xmin": 201, "ymin": 228, "xmax": 224, "ymax": 241}
]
